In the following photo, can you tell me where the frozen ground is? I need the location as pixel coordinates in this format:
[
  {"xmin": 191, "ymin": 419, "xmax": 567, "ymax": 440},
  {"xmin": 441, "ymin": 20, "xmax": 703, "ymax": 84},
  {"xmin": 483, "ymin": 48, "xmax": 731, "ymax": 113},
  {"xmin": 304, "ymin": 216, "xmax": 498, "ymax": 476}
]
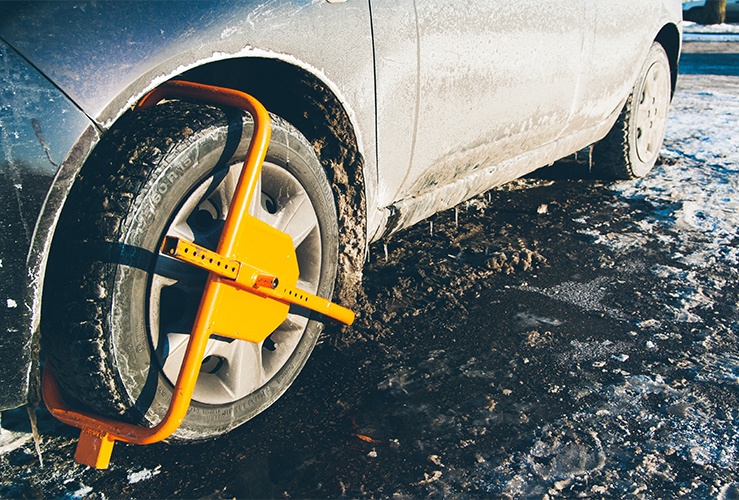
[{"xmin": 2, "ymin": 32, "xmax": 739, "ymax": 499}]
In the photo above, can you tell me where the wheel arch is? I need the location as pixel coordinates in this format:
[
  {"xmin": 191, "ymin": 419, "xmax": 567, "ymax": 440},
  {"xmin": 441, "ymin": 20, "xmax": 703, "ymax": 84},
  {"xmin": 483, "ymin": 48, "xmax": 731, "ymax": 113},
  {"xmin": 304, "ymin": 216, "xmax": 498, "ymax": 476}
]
[
  {"xmin": 39, "ymin": 56, "xmax": 368, "ymax": 349},
  {"xmin": 655, "ymin": 23, "xmax": 682, "ymax": 98}
]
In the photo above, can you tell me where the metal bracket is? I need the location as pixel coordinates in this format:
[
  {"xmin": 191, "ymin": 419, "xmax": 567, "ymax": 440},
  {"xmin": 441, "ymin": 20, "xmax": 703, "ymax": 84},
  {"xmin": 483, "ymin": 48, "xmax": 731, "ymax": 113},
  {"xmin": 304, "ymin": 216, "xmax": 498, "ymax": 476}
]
[{"xmin": 42, "ymin": 81, "xmax": 354, "ymax": 469}]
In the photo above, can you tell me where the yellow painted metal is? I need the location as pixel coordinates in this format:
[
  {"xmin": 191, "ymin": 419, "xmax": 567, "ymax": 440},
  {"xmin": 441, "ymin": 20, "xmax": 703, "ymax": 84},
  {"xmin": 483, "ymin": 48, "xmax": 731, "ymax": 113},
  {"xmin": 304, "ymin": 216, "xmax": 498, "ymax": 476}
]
[
  {"xmin": 43, "ymin": 80, "xmax": 353, "ymax": 470},
  {"xmin": 195, "ymin": 215, "xmax": 297, "ymax": 344},
  {"xmin": 160, "ymin": 237, "xmax": 239, "ymax": 279},
  {"xmin": 75, "ymin": 429, "xmax": 115, "ymax": 469},
  {"xmin": 162, "ymin": 231, "xmax": 356, "ymax": 329}
]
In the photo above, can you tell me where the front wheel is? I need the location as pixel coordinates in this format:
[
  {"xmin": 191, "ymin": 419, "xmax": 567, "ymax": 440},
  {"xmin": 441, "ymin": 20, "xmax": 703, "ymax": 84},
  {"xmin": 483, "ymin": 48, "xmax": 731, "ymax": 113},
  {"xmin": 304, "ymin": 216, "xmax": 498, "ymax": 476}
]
[
  {"xmin": 591, "ymin": 42, "xmax": 672, "ymax": 180},
  {"xmin": 43, "ymin": 100, "xmax": 338, "ymax": 439}
]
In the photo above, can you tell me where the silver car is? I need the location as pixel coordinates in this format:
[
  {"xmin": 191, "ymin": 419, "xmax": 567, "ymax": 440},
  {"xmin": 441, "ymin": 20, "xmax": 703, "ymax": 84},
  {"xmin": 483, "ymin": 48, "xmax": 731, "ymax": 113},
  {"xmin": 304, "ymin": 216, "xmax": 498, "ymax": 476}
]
[{"xmin": 0, "ymin": 1, "xmax": 682, "ymax": 441}]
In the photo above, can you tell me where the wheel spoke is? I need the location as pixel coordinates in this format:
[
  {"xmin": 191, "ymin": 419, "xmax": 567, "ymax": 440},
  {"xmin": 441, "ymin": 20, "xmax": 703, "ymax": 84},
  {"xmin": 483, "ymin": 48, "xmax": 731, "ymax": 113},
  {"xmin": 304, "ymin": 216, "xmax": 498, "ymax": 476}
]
[
  {"xmin": 278, "ymin": 193, "xmax": 319, "ymax": 247},
  {"xmin": 212, "ymin": 339, "xmax": 266, "ymax": 398},
  {"xmin": 296, "ymin": 277, "xmax": 318, "ymax": 296},
  {"xmin": 167, "ymin": 220, "xmax": 195, "ymax": 243},
  {"xmin": 160, "ymin": 333, "xmax": 192, "ymax": 383},
  {"xmin": 202, "ymin": 336, "xmax": 234, "ymax": 359},
  {"xmin": 214, "ymin": 164, "xmax": 242, "ymax": 218},
  {"xmin": 280, "ymin": 313, "xmax": 310, "ymax": 334},
  {"xmin": 163, "ymin": 333, "xmax": 268, "ymax": 402},
  {"xmin": 263, "ymin": 313, "xmax": 307, "ymax": 374},
  {"xmin": 248, "ymin": 172, "xmax": 265, "ymax": 219}
]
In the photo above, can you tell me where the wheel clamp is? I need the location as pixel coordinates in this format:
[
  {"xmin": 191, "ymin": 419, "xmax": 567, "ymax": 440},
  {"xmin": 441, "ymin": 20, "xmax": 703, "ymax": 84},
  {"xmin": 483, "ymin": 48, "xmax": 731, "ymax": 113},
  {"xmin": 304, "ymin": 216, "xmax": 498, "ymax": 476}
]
[{"xmin": 42, "ymin": 81, "xmax": 355, "ymax": 469}]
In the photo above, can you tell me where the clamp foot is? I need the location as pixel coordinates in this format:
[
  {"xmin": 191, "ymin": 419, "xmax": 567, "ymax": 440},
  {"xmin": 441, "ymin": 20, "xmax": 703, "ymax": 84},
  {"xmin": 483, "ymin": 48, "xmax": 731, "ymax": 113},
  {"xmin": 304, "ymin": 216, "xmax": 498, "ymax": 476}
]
[{"xmin": 75, "ymin": 429, "xmax": 115, "ymax": 469}]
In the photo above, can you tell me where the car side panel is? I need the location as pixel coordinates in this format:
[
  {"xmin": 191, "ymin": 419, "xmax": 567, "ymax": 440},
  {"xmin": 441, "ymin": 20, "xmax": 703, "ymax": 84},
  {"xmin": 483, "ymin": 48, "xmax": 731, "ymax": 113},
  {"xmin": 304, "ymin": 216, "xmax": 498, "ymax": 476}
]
[
  {"xmin": 370, "ymin": 1, "xmax": 681, "ymax": 239},
  {"xmin": 369, "ymin": 0, "xmax": 419, "ymax": 210},
  {"xmin": 0, "ymin": 40, "xmax": 94, "ymax": 410},
  {"xmin": 577, "ymin": 1, "xmax": 678, "ymax": 129},
  {"xmin": 385, "ymin": 0, "xmax": 591, "ymax": 204}
]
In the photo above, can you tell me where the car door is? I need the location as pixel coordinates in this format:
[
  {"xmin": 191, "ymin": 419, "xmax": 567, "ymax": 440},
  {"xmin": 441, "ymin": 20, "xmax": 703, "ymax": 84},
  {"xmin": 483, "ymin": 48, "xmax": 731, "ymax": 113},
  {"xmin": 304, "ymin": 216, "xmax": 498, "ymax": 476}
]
[
  {"xmin": 577, "ymin": 1, "xmax": 665, "ymax": 129},
  {"xmin": 371, "ymin": 0, "xmax": 593, "ymax": 206},
  {"xmin": 367, "ymin": 0, "xmax": 420, "ymax": 209}
]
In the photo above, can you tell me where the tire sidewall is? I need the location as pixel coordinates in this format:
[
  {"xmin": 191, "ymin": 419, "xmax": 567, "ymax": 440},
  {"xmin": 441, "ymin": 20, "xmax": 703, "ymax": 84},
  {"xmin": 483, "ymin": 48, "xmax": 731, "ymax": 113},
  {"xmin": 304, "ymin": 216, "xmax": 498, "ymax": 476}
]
[{"xmin": 110, "ymin": 112, "xmax": 338, "ymax": 438}]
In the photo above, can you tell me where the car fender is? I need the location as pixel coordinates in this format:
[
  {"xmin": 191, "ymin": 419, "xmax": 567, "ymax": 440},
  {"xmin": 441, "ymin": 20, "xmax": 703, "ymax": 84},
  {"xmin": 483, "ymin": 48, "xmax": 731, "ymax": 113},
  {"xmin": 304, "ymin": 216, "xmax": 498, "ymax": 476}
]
[
  {"xmin": 0, "ymin": 1, "xmax": 378, "ymax": 410},
  {"xmin": 0, "ymin": 0, "xmax": 379, "ymax": 235},
  {"xmin": 0, "ymin": 39, "xmax": 96, "ymax": 410}
]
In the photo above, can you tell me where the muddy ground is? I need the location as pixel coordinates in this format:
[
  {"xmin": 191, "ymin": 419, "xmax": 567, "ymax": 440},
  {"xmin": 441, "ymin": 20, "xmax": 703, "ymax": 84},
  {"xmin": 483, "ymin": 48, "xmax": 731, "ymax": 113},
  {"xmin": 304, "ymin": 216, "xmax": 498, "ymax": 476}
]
[{"xmin": 2, "ymin": 31, "xmax": 739, "ymax": 499}]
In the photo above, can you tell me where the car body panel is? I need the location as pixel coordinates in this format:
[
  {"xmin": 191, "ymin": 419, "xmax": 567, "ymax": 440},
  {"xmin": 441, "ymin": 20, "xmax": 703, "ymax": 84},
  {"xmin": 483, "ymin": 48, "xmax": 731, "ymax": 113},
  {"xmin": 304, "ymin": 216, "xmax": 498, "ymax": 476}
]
[
  {"xmin": 0, "ymin": 1, "xmax": 682, "ymax": 411},
  {"xmin": 371, "ymin": 0, "xmax": 681, "ymax": 237},
  {"xmin": 0, "ymin": 40, "xmax": 95, "ymax": 409},
  {"xmin": 397, "ymin": 1, "xmax": 593, "ymax": 202},
  {"xmin": 0, "ymin": 0, "xmax": 380, "ymax": 230},
  {"xmin": 369, "ymin": 0, "xmax": 419, "ymax": 209},
  {"xmin": 583, "ymin": 1, "xmax": 676, "ymax": 123}
]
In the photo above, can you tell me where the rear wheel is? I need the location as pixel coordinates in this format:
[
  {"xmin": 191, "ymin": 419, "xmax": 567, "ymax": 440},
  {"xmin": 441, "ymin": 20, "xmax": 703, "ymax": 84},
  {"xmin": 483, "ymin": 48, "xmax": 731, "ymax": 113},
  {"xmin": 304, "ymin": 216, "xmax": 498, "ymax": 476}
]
[
  {"xmin": 43, "ymin": 100, "xmax": 338, "ymax": 439},
  {"xmin": 592, "ymin": 42, "xmax": 672, "ymax": 180}
]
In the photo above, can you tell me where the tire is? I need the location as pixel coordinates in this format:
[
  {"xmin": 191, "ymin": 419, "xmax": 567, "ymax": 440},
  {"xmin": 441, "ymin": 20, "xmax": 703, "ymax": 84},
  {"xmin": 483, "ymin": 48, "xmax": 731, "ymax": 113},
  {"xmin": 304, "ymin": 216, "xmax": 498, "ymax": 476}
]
[
  {"xmin": 591, "ymin": 42, "xmax": 672, "ymax": 180},
  {"xmin": 43, "ymin": 100, "xmax": 338, "ymax": 439}
]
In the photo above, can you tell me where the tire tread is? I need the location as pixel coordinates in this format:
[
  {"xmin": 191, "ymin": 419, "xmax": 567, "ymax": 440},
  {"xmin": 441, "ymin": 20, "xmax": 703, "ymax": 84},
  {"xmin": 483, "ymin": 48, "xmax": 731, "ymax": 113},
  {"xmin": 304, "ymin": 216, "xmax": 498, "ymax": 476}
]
[{"xmin": 43, "ymin": 102, "xmax": 229, "ymax": 420}]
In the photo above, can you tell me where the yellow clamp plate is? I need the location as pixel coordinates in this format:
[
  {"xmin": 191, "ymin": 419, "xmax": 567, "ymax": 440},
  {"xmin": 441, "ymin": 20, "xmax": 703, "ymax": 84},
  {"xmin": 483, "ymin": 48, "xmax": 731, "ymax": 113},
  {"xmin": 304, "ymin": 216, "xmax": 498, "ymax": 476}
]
[{"xmin": 161, "ymin": 216, "xmax": 354, "ymax": 345}]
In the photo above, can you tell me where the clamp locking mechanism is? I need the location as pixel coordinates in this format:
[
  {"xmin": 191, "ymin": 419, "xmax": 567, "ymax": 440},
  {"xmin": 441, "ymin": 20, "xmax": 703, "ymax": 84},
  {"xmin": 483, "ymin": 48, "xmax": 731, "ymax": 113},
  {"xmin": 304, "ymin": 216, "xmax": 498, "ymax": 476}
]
[{"xmin": 42, "ymin": 81, "xmax": 354, "ymax": 469}]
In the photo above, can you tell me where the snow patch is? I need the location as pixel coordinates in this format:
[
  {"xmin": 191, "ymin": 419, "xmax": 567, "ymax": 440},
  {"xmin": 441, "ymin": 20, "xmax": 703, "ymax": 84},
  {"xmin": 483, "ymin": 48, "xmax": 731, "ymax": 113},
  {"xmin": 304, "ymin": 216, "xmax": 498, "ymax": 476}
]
[
  {"xmin": 127, "ymin": 465, "xmax": 162, "ymax": 484},
  {"xmin": 577, "ymin": 229, "xmax": 646, "ymax": 252},
  {"xmin": 613, "ymin": 76, "xmax": 739, "ymax": 269},
  {"xmin": 683, "ymin": 21, "xmax": 739, "ymax": 35},
  {"xmin": 695, "ymin": 352, "xmax": 739, "ymax": 385},
  {"xmin": 520, "ymin": 276, "xmax": 623, "ymax": 319},
  {"xmin": 577, "ymin": 74, "xmax": 739, "ymax": 328},
  {"xmin": 69, "ymin": 484, "xmax": 93, "ymax": 498}
]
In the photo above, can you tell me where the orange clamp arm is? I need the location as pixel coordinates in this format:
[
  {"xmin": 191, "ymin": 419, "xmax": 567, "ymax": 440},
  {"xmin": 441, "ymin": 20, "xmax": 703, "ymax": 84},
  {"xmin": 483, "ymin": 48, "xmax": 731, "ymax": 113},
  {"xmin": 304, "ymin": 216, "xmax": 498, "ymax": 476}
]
[{"xmin": 43, "ymin": 81, "xmax": 273, "ymax": 468}]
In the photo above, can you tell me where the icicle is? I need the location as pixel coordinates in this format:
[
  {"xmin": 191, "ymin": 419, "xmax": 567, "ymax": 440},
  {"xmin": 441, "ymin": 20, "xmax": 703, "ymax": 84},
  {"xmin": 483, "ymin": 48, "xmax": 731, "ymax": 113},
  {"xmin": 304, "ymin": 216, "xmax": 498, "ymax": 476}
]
[
  {"xmin": 27, "ymin": 406, "xmax": 43, "ymax": 468},
  {"xmin": 429, "ymin": 220, "xmax": 434, "ymax": 236},
  {"xmin": 454, "ymin": 207, "xmax": 459, "ymax": 228},
  {"xmin": 588, "ymin": 146, "xmax": 593, "ymax": 173},
  {"xmin": 383, "ymin": 243, "xmax": 389, "ymax": 263}
]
